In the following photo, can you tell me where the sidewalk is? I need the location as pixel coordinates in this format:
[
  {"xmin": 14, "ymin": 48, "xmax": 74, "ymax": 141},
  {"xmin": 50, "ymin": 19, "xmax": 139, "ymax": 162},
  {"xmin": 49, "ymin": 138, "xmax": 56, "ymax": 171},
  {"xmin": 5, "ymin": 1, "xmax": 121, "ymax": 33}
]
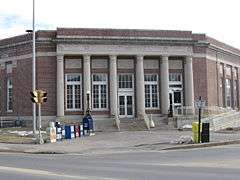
[{"xmin": 0, "ymin": 130, "xmax": 240, "ymax": 154}]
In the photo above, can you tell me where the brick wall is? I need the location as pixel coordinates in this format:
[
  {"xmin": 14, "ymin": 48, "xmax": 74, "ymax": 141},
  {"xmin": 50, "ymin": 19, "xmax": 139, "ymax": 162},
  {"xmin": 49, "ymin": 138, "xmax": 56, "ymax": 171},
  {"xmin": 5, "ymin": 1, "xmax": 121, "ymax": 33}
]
[
  {"xmin": 36, "ymin": 56, "xmax": 57, "ymax": 116},
  {"xmin": 206, "ymin": 59, "xmax": 218, "ymax": 106},
  {"xmin": 193, "ymin": 57, "xmax": 208, "ymax": 102}
]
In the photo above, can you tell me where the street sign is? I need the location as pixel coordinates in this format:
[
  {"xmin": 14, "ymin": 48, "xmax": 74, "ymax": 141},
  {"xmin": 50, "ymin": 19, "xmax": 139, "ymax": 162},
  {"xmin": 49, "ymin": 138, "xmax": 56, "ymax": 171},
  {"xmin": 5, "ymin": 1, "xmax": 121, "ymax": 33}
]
[{"xmin": 194, "ymin": 100, "xmax": 206, "ymax": 109}]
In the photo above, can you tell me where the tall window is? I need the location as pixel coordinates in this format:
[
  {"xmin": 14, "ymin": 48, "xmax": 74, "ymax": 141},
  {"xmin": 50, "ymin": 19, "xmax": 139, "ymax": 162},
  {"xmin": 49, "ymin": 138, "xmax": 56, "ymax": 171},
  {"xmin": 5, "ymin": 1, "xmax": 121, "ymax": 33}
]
[
  {"xmin": 7, "ymin": 77, "xmax": 13, "ymax": 112},
  {"xmin": 225, "ymin": 79, "xmax": 232, "ymax": 107},
  {"xmin": 234, "ymin": 80, "xmax": 238, "ymax": 108},
  {"xmin": 66, "ymin": 74, "xmax": 81, "ymax": 110},
  {"xmin": 144, "ymin": 74, "xmax": 158, "ymax": 108},
  {"xmin": 118, "ymin": 74, "xmax": 133, "ymax": 89},
  {"xmin": 219, "ymin": 77, "xmax": 223, "ymax": 107},
  {"xmin": 92, "ymin": 74, "xmax": 108, "ymax": 110}
]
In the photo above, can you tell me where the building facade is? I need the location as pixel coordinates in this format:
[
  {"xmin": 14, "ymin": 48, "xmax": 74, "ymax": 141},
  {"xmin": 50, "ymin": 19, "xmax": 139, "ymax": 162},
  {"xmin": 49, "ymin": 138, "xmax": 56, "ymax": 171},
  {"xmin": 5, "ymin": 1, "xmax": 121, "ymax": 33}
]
[{"xmin": 0, "ymin": 28, "xmax": 240, "ymax": 129}]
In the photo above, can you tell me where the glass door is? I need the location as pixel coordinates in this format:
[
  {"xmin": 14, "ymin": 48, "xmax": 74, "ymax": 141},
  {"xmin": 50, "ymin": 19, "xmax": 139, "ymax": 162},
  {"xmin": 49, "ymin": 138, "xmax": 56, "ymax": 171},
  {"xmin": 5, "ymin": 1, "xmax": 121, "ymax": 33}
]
[{"xmin": 118, "ymin": 94, "xmax": 134, "ymax": 118}]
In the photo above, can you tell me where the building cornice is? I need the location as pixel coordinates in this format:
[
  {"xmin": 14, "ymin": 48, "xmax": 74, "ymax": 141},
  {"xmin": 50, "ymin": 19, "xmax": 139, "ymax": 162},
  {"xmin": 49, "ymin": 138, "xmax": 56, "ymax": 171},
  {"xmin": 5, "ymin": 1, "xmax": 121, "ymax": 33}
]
[
  {"xmin": 208, "ymin": 45, "xmax": 240, "ymax": 58},
  {"xmin": 54, "ymin": 37, "xmax": 197, "ymax": 47}
]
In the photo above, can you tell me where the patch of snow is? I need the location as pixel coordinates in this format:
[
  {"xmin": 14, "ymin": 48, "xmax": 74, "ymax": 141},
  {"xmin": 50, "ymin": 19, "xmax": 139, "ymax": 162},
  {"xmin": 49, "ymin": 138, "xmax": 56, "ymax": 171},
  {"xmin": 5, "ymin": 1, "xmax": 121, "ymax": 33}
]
[
  {"xmin": 182, "ymin": 124, "xmax": 192, "ymax": 129},
  {"xmin": 170, "ymin": 136, "xmax": 194, "ymax": 144},
  {"xmin": 7, "ymin": 130, "xmax": 46, "ymax": 136}
]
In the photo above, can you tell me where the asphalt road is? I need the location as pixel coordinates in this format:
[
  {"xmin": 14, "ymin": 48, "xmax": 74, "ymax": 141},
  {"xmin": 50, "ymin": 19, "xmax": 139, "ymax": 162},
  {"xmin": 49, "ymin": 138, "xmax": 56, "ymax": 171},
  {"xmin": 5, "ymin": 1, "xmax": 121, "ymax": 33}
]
[{"xmin": 0, "ymin": 145, "xmax": 240, "ymax": 180}]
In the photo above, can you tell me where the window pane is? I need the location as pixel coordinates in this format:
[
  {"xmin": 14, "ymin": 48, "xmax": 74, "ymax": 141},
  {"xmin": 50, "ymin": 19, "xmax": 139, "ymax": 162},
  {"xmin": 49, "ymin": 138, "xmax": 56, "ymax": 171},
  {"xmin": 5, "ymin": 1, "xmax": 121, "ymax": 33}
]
[
  {"xmin": 145, "ymin": 85, "xmax": 151, "ymax": 108},
  {"xmin": 119, "ymin": 96, "xmax": 125, "ymax": 115},
  {"xmin": 145, "ymin": 74, "xmax": 158, "ymax": 108},
  {"xmin": 151, "ymin": 85, "xmax": 158, "ymax": 108},
  {"xmin": 67, "ymin": 85, "xmax": 73, "ymax": 109},
  {"xmin": 100, "ymin": 85, "xmax": 107, "ymax": 108},
  {"xmin": 174, "ymin": 91, "xmax": 181, "ymax": 104},
  {"xmin": 93, "ymin": 85, "xmax": 99, "ymax": 108},
  {"xmin": 66, "ymin": 74, "xmax": 81, "ymax": 110},
  {"xmin": 92, "ymin": 74, "xmax": 108, "ymax": 109},
  {"xmin": 74, "ymin": 85, "xmax": 81, "ymax": 109},
  {"xmin": 127, "ymin": 96, "xmax": 133, "ymax": 115},
  {"xmin": 118, "ymin": 74, "xmax": 133, "ymax": 88}
]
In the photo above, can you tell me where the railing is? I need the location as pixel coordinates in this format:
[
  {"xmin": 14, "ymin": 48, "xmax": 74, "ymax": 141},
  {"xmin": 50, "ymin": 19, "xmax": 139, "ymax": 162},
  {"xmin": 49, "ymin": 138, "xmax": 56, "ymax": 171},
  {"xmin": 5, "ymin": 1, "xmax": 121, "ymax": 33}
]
[
  {"xmin": 174, "ymin": 106, "xmax": 234, "ymax": 117},
  {"xmin": 0, "ymin": 117, "xmax": 18, "ymax": 128},
  {"xmin": 174, "ymin": 106, "xmax": 239, "ymax": 130}
]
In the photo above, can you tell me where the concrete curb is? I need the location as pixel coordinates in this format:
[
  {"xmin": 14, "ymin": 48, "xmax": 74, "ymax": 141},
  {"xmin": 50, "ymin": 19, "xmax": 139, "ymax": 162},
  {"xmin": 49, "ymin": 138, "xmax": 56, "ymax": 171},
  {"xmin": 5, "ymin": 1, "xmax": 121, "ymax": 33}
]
[
  {"xmin": 162, "ymin": 139, "xmax": 240, "ymax": 150},
  {"xmin": 0, "ymin": 139, "xmax": 240, "ymax": 154}
]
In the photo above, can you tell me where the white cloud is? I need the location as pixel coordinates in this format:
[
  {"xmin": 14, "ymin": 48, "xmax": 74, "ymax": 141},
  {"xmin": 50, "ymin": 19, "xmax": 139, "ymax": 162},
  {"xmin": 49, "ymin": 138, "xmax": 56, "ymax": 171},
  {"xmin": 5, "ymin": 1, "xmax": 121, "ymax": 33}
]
[{"xmin": 0, "ymin": 0, "xmax": 240, "ymax": 48}]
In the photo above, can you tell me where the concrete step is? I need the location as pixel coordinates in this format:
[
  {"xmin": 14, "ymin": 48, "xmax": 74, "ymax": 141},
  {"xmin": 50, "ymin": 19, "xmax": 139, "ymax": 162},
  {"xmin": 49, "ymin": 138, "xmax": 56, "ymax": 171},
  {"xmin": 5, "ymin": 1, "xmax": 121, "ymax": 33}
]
[
  {"xmin": 120, "ymin": 119, "xmax": 148, "ymax": 131},
  {"xmin": 119, "ymin": 115, "xmax": 169, "ymax": 131}
]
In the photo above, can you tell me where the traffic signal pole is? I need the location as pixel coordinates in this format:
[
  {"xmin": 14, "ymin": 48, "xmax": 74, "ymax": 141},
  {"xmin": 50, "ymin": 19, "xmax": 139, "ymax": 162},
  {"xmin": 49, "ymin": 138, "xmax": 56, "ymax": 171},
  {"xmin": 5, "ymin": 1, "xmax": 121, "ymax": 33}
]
[
  {"xmin": 30, "ymin": 90, "xmax": 47, "ymax": 144},
  {"xmin": 38, "ymin": 103, "xmax": 44, "ymax": 144}
]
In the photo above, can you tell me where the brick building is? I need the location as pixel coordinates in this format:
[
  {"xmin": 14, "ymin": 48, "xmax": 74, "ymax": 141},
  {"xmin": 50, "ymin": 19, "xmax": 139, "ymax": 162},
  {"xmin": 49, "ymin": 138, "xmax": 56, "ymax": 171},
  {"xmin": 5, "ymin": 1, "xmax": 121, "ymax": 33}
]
[{"xmin": 0, "ymin": 28, "xmax": 240, "ymax": 129}]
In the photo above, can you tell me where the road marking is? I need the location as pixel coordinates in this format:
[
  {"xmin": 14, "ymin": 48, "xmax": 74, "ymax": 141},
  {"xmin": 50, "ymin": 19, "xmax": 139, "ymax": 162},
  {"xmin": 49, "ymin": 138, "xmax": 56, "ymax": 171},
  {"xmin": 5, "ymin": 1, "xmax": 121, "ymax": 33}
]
[{"xmin": 0, "ymin": 165, "xmax": 116, "ymax": 180}]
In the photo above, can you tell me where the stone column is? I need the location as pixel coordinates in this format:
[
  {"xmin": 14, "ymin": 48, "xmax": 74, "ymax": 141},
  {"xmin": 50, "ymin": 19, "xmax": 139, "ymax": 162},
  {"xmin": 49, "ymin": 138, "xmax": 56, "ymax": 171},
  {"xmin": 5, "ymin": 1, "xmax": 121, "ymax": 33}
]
[
  {"xmin": 216, "ymin": 62, "xmax": 220, "ymax": 106},
  {"xmin": 237, "ymin": 68, "xmax": 240, "ymax": 109},
  {"xmin": 160, "ymin": 56, "xmax": 169, "ymax": 115},
  {"xmin": 109, "ymin": 55, "xmax": 118, "ymax": 117},
  {"xmin": 231, "ymin": 67, "xmax": 234, "ymax": 108},
  {"xmin": 222, "ymin": 64, "xmax": 226, "ymax": 107},
  {"xmin": 57, "ymin": 55, "xmax": 65, "ymax": 118},
  {"xmin": 136, "ymin": 55, "xmax": 145, "ymax": 118},
  {"xmin": 184, "ymin": 56, "xmax": 194, "ymax": 111},
  {"xmin": 83, "ymin": 54, "xmax": 91, "ymax": 113}
]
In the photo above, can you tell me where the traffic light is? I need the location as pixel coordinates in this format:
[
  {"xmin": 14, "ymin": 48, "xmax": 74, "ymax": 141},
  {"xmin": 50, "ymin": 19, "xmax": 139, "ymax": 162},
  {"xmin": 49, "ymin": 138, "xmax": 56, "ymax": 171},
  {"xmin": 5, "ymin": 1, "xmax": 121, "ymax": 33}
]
[
  {"xmin": 30, "ymin": 90, "xmax": 39, "ymax": 103},
  {"xmin": 38, "ymin": 90, "xmax": 47, "ymax": 103},
  {"xmin": 30, "ymin": 90, "xmax": 47, "ymax": 104}
]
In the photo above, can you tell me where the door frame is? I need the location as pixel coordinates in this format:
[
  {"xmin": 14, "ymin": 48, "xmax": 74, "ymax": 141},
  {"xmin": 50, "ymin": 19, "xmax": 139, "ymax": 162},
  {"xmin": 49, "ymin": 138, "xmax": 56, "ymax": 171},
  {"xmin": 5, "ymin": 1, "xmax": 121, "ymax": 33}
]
[
  {"xmin": 169, "ymin": 88, "xmax": 183, "ymax": 113},
  {"xmin": 118, "ymin": 91, "xmax": 135, "ymax": 118}
]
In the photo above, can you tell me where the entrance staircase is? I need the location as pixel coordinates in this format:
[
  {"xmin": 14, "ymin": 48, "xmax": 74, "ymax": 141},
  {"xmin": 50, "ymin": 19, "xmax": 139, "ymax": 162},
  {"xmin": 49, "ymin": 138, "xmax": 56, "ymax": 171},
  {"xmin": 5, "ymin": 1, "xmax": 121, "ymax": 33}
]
[{"xmin": 116, "ymin": 115, "xmax": 169, "ymax": 131}]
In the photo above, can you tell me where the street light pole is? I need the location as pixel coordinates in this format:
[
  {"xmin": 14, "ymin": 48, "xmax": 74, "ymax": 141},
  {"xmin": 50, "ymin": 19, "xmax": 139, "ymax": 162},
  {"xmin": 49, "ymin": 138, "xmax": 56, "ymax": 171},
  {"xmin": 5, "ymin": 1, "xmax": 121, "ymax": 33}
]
[{"xmin": 32, "ymin": 0, "xmax": 36, "ymax": 134}]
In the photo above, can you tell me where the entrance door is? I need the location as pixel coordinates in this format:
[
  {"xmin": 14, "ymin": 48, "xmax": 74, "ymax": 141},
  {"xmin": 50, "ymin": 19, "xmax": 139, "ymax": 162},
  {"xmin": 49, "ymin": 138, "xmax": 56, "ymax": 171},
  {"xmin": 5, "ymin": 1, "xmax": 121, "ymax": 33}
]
[
  {"xmin": 118, "ymin": 94, "xmax": 134, "ymax": 118},
  {"xmin": 169, "ymin": 89, "xmax": 182, "ymax": 114}
]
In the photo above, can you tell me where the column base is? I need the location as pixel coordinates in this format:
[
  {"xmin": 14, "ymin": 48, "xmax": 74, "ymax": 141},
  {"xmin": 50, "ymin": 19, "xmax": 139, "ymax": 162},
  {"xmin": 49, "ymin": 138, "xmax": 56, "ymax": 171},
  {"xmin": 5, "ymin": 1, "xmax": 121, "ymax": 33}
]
[{"xmin": 56, "ymin": 116, "xmax": 65, "ymax": 122}]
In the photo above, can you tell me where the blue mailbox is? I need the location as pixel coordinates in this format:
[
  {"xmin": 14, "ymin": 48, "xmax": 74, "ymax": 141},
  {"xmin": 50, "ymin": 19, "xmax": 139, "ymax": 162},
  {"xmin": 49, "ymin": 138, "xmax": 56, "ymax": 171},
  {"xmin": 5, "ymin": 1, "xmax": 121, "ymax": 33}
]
[{"xmin": 82, "ymin": 114, "xmax": 94, "ymax": 136}]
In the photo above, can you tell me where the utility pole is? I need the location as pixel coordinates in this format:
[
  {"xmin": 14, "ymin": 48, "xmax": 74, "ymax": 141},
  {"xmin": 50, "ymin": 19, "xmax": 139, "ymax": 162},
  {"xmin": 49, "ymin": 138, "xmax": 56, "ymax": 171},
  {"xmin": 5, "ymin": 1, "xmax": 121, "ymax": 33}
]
[{"xmin": 32, "ymin": 0, "xmax": 36, "ymax": 134}]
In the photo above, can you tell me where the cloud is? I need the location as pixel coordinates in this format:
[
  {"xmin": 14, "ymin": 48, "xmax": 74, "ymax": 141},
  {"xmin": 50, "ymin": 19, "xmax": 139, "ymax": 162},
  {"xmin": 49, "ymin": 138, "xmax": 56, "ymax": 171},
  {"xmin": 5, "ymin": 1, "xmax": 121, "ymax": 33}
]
[{"xmin": 0, "ymin": 0, "xmax": 239, "ymax": 48}]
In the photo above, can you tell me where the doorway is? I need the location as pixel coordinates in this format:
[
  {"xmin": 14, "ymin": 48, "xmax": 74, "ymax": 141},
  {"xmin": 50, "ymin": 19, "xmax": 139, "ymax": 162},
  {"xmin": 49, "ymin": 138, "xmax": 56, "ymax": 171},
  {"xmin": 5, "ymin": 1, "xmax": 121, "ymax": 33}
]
[{"xmin": 118, "ymin": 93, "xmax": 134, "ymax": 118}]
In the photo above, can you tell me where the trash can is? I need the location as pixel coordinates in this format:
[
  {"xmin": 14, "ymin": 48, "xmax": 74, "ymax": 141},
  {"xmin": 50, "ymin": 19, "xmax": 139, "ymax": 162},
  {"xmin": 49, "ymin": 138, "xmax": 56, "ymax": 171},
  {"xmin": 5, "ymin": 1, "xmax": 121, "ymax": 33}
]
[
  {"xmin": 201, "ymin": 123, "xmax": 210, "ymax": 143},
  {"xmin": 192, "ymin": 122, "xmax": 202, "ymax": 143}
]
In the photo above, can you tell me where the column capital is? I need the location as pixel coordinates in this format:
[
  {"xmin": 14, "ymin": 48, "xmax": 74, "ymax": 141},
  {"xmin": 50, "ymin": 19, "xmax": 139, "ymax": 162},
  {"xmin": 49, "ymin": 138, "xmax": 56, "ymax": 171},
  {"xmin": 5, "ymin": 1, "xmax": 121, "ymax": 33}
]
[
  {"xmin": 83, "ymin": 54, "xmax": 91, "ymax": 60},
  {"xmin": 109, "ymin": 55, "xmax": 117, "ymax": 60},
  {"xmin": 161, "ymin": 55, "xmax": 168, "ymax": 63},
  {"xmin": 185, "ymin": 56, "xmax": 193, "ymax": 64},
  {"xmin": 136, "ymin": 55, "xmax": 144, "ymax": 61},
  {"xmin": 57, "ymin": 54, "xmax": 64, "ymax": 61}
]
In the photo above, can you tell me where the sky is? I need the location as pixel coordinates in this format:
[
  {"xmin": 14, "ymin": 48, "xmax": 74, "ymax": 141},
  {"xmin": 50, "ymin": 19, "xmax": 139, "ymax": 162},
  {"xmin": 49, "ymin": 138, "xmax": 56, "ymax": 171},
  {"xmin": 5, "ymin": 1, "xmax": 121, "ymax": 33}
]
[{"xmin": 0, "ymin": 0, "xmax": 239, "ymax": 48}]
